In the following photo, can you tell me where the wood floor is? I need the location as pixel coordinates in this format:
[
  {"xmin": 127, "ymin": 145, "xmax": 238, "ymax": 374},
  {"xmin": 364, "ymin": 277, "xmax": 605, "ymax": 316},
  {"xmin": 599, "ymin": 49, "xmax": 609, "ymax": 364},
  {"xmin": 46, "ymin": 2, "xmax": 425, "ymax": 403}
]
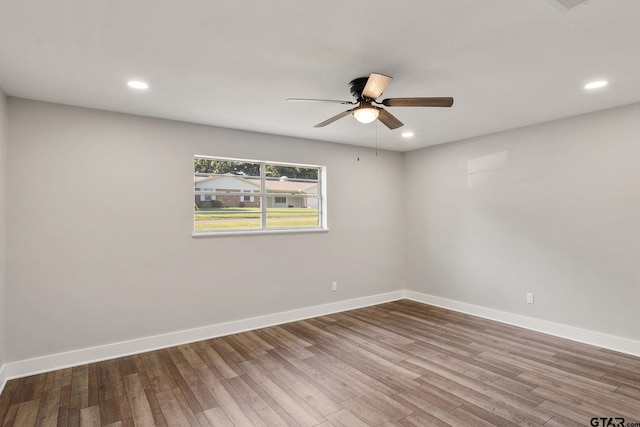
[{"xmin": 1, "ymin": 300, "xmax": 639, "ymax": 427}]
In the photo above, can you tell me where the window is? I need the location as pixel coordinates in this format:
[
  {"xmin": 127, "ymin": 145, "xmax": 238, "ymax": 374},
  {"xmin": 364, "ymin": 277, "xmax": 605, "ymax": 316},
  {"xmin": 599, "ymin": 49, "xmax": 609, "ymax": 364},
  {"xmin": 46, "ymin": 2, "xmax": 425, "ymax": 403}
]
[
  {"xmin": 198, "ymin": 187, "xmax": 214, "ymax": 201},
  {"xmin": 194, "ymin": 155, "xmax": 327, "ymax": 234},
  {"xmin": 242, "ymin": 190, "xmax": 254, "ymax": 202}
]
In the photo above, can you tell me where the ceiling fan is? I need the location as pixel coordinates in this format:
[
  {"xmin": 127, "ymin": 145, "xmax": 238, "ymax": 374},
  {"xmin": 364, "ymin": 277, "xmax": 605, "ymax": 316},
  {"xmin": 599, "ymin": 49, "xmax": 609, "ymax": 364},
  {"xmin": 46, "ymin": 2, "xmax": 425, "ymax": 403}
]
[{"xmin": 287, "ymin": 73, "xmax": 454, "ymax": 130}]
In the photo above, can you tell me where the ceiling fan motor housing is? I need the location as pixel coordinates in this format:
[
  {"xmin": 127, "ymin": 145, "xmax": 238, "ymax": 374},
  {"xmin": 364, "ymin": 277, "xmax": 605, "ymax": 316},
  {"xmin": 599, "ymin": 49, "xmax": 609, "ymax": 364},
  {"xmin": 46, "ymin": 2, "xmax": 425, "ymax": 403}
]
[{"xmin": 349, "ymin": 77, "xmax": 370, "ymax": 100}]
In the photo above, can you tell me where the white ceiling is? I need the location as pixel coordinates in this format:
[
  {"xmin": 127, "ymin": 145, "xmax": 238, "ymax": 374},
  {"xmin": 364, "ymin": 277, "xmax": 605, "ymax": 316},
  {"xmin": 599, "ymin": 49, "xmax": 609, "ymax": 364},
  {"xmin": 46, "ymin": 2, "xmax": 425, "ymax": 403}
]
[{"xmin": 1, "ymin": 0, "xmax": 639, "ymax": 152}]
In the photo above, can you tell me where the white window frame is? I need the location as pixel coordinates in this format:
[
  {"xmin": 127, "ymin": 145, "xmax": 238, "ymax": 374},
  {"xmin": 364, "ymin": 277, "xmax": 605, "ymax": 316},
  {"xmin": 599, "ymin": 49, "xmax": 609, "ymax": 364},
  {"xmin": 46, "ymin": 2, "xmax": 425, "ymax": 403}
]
[{"xmin": 193, "ymin": 155, "xmax": 328, "ymax": 236}]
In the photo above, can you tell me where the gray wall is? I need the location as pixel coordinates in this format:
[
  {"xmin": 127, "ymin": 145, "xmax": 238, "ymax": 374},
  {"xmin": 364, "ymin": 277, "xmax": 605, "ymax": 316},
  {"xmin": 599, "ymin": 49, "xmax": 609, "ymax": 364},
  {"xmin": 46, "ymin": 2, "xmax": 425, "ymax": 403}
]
[
  {"xmin": 405, "ymin": 103, "xmax": 640, "ymax": 341},
  {"xmin": 0, "ymin": 88, "xmax": 7, "ymax": 367},
  {"xmin": 6, "ymin": 98, "xmax": 406, "ymax": 362},
  {"xmin": 5, "ymin": 96, "xmax": 640, "ymax": 365}
]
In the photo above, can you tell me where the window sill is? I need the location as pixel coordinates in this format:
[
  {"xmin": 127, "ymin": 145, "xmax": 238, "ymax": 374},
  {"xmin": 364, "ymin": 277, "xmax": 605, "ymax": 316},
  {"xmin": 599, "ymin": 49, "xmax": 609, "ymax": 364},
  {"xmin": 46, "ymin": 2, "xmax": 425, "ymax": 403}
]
[{"xmin": 192, "ymin": 228, "xmax": 329, "ymax": 238}]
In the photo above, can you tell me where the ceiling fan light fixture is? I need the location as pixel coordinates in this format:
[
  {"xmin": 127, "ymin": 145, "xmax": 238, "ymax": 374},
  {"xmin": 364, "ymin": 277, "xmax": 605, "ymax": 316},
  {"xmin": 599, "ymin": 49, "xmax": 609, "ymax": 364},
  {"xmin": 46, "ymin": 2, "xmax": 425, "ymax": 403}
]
[{"xmin": 353, "ymin": 105, "xmax": 379, "ymax": 124}]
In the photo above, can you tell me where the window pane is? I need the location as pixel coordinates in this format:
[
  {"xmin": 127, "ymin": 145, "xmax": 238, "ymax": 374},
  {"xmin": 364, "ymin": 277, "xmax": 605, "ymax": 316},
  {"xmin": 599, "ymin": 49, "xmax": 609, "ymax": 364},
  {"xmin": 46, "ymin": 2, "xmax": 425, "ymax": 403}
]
[
  {"xmin": 195, "ymin": 159, "xmax": 261, "ymax": 211},
  {"xmin": 264, "ymin": 165, "xmax": 319, "ymax": 210},
  {"xmin": 194, "ymin": 207, "xmax": 261, "ymax": 230}
]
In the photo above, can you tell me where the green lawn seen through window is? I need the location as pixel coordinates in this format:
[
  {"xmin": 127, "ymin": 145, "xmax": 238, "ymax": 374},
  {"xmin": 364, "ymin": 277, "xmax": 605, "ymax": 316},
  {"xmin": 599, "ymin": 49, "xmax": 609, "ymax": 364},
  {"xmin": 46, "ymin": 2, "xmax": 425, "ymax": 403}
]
[{"xmin": 194, "ymin": 207, "xmax": 319, "ymax": 230}]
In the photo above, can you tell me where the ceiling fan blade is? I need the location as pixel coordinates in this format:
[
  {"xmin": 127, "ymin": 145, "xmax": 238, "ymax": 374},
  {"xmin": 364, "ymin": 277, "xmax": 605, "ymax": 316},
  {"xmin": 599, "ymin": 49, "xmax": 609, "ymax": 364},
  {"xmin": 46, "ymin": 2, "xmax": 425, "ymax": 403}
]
[
  {"xmin": 381, "ymin": 97, "xmax": 454, "ymax": 107},
  {"xmin": 377, "ymin": 108, "xmax": 403, "ymax": 130},
  {"xmin": 314, "ymin": 109, "xmax": 353, "ymax": 127},
  {"xmin": 287, "ymin": 98, "xmax": 355, "ymax": 105},
  {"xmin": 362, "ymin": 73, "xmax": 393, "ymax": 100}
]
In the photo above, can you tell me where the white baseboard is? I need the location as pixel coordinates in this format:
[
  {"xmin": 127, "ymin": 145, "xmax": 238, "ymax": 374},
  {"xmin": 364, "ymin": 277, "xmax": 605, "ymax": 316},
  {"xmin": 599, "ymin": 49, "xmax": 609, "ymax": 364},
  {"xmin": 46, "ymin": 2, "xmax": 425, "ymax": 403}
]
[
  {"xmin": 405, "ymin": 291, "xmax": 640, "ymax": 357},
  {"xmin": 0, "ymin": 291, "xmax": 405, "ymax": 394},
  {"xmin": 2, "ymin": 289, "xmax": 639, "ymax": 396},
  {"xmin": 0, "ymin": 363, "xmax": 7, "ymax": 396}
]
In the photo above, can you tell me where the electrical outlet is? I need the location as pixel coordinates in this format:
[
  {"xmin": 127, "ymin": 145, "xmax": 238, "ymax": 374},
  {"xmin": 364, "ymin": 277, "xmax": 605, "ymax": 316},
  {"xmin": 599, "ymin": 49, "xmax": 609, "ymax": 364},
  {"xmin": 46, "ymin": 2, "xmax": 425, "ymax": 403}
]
[
  {"xmin": 526, "ymin": 292, "xmax": 534, "ymax": 304},
  {"xmin": 332, "ymin": 282, "xmax": 337, "ymax": 292}
]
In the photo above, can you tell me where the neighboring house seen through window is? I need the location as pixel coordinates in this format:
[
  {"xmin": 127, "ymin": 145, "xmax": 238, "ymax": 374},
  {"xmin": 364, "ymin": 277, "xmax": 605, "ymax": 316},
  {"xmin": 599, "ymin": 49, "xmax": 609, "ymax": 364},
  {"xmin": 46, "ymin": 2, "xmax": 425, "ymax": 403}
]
[{"xmin": 194, "ymin": 155, "xmax": 327, "ymax": 234}]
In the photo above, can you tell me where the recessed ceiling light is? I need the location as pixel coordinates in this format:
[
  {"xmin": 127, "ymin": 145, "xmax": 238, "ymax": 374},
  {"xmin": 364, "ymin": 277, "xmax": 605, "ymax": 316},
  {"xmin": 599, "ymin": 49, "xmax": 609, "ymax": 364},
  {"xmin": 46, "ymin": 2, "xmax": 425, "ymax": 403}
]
[
  {"xmin": 584, "ymin": 80, "xmax": 608, "ymax": 90},
  {"xmin": 127, "ymin": 80, "xmax": 149, "ymax": 90},
  {"xmin": 402, "ymin": 131, "xmax": 414, "ymax": 138}
]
